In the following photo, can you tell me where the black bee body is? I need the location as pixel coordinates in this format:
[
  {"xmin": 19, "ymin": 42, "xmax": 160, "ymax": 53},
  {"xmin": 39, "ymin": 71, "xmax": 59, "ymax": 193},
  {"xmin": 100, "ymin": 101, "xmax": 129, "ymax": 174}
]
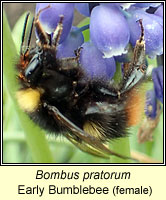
[
  {"xmin": 30, "ymin": 68, "xmax": 128, "ymax": 140},
  {"xmin": 20, "ymin": 43, "xmax": 127, "ymax": 140},
  {"xmin": 16, "ymin": 9, "xmax": 147, "ymax": 158}
]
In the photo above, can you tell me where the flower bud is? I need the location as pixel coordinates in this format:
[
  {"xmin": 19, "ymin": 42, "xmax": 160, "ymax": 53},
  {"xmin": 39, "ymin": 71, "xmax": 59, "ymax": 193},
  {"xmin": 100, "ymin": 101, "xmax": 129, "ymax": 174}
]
[
  {"xmin": 154, "ymin": 5, "xmax": 163, "ymax": 18},
  {"xmin": 127, "ymin": 8, "xmax": 163, "ymax": 58},
  {"xmin": 36, "ymin": 3, "xmax": 75, "ymax": 43},
  {"xmin": 152, "ymin": 66, "xmax": 163, "ymax": 104},
  {"xmin": 134, "ymin": 3, "xmax": 161, "ymax": 8},
  {"xmin": 75, "ymin": 3, "xmax": 99, "ymax": 16},
  {"xmin": 145, "ymin": 90, "xmax": 157, "ymax": 119},
  {"xmin": 90, "ymin": 4, "xmax": 130, "ymax": 58},
  {"xmin": 80, "ymin": 42, "xmax": 116, "ymax": 80},
  {"xmin": 57, "ymin": 27, "xmax": 84, "ymax": 58}
]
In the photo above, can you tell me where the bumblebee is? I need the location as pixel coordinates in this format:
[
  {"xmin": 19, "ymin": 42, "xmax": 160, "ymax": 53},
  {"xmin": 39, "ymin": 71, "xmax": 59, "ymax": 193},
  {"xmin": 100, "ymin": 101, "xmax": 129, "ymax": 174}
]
[{"xmin": 16, "ymin": 7, "xmax": 147, "ymax": 159}]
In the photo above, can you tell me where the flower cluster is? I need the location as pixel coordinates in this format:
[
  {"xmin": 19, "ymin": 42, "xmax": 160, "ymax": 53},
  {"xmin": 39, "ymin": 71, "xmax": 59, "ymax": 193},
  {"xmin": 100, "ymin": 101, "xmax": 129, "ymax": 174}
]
[
  {"xmin": 36, "ymin": 3, "xmax": 163, "ymax": 117},
  {"xmin": 145, "ymin": 66, "xmax": 163, "ymax": 119}
]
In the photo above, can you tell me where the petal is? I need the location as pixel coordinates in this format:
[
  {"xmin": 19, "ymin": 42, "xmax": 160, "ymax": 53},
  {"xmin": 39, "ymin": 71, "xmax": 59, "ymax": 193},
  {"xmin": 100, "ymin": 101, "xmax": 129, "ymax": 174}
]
[
  {"xmin": 114, "ymin": 44, "xmax": 134, "ymax": 63},
  {"xmin": 145, "ymin": 90, "xmax": 157, "ymax": 119},
  {"xmin": 134, "ymin": 3, "xmax": 161, "ymax": 9},
  {"xmin": 35, "ymin": 3, "xmax": 75, "ymax": 43},
  {"xmin": 152, "ymin": 66, "xmax": 163, "ymax": 104},
  {"xmin": 115, "ymin": 3, "xmax": 136, "ymax": 10},
  {"xmin": 80, "ymin": 42, "xmax": 116, "ymax": 80},
  {"xmin": 57, "ymin": 26, "xmax": 84, "ymax": 58},
  {"xmin": 75, "ymin": 3, "xmax": 99, "ymax": 16},
  {"xmin": 75, "ymin": 3, "xmax": 90, "ymax": 16},
  {"xmin": 154, "ymin": 5, "xmax": 163, "ymax": 18},
  {"xmin": 127, "ymin": 8, "xmax": 163, "ymax": 58},
  {"xmin": 90, "ymin": 4, "xmax": 130, "ymax": 58}
]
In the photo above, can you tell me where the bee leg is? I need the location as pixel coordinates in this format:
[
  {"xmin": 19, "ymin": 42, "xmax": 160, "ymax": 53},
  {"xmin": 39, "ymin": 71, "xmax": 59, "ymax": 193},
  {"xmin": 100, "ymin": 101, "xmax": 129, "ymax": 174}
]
[
  {"xmin": 120, "ymin": 19, "xmax": 147, "ymax": 93},
  {"xmin": 74, "ymin": 47, "xmax": 83, "ymax": 60},
  {"xmin": 132, "ymin": 19, "xmax": 146, "ymax": 67},
  {"xmin": 58, "ymin": 46, "xmax": 83, "ymax": 72},
  {"xmin": 34, "ymin": 5, "xmax": 51, "ymax": 45},
  {"xmin": 52, "ymin": 15, "xmax": 64, "ymax": 47}
]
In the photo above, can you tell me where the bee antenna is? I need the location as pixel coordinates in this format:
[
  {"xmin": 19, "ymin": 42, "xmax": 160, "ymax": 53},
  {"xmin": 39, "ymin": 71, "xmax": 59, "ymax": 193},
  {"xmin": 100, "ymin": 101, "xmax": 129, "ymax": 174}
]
[{"xmin": 21, "ymin": 12, "xmax": 30, "ymax": 55}]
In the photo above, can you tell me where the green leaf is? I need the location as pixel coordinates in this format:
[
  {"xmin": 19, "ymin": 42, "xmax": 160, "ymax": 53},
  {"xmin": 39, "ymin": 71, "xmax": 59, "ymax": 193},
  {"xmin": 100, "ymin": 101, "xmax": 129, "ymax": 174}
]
[
  {"xmin": 109, "ymin": 137, "xmax": 132, "ymax": 163},
  {"xmin": 146, "ymin": 55, "xmax": 158, "ymax": 68},
  {"xmin": 3, "ymin": 9, "xmax": 54, "ymax": 163},
  {"xmin": 77, "ymin": 17, "xmax": 90, "ymax": 42}
]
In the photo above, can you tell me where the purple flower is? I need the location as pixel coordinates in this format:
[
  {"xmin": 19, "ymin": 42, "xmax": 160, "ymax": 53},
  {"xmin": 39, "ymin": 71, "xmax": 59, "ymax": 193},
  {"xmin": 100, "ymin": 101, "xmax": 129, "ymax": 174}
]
[
  {"xmin": 115, "ymin": 3, "xmax": 136, "ymax": 9},
  {"xmin": 152, "ymin": 66, "xmax": 163, "ymax": 104},
  {"xmin": 75, "ymin": 3, "xmax": 99, "ymax": 16},
  {"xmin": 145, "ymin": 66, "xmax": 163, "ymax": 119},
  {"xmin": 145, "ymin": 90, "xmax": 157, "ymax": 119},
  {"xmin": 154, "ymin": 5, "xmax": 163, "ymax": 18},
  {"xmin": 134, "ymin": 3, "xmax": 161, "ymax": 8},
  {"xmin": 80, "ymin": 42, "xmax": 116, "ymax": 80},
  {"xmin": 114, "ymin": 44, "xmax": 133, "ymax": 63},
  {"xmin": 90, "ymin": 4, "xmax": 130, "ymax": 58},
  {"xmin": 127, "ymin": 8, "xmax": 163, "ymax": 58},
  {"xmin": 34, "ymin": 2, "xmax": 163, "ymax": 87},
  {"xmin": 57, "ymin": 26, "xmax": 84, "ymax": 58},
  {"xmin": 75, "ymin": 3, "xmax": 90, "ymax": 16},
  {"xmin": 36, "ymin": 3, "xmax": 75, "ymax": 43}
]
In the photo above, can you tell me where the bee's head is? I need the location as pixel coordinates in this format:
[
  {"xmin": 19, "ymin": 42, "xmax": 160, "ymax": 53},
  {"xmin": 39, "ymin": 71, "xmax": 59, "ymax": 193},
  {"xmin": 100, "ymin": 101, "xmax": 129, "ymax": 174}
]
[{"xmin": 24, "ymin": 49, "xmax": 43, "ymax": 86}]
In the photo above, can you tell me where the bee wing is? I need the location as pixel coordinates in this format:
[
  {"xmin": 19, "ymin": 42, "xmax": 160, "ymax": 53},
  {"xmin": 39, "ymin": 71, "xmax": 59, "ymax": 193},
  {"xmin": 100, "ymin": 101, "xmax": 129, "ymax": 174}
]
[
  {"xmin": 44, "ymin": 103, "xmax": 132, "ymax": 160},
  {"xmin": 65, "ymin": 133, "xmax": 110, "ymax": 159}
]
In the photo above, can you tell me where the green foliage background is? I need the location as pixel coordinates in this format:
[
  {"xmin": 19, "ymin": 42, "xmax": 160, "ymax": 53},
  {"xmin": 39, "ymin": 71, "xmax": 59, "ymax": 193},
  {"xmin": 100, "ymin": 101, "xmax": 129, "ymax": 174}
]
[{"xmin": 3, "ymin": 9, "xmax": 163, "ymax": 164}]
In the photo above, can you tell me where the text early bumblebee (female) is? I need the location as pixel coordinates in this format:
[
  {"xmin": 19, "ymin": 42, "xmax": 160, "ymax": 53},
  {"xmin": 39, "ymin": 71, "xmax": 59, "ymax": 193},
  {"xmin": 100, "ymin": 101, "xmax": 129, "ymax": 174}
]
[{"xmin": 16, "ymin": 7, "xmax": 147, "ymax": 159}]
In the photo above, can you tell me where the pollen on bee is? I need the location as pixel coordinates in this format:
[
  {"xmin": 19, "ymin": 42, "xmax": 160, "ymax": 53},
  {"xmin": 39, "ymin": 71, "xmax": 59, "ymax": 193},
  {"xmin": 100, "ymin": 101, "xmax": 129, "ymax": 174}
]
[{"xmin": 16, "ymin": 88, "xmax": 42, "ymax": 113}]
